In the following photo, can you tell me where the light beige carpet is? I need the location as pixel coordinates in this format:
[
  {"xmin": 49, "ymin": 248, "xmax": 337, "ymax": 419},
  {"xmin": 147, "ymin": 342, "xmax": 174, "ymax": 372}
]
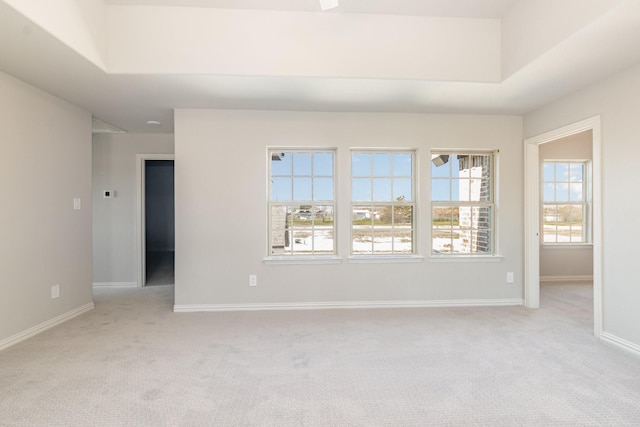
[{"xmin": 1, "ymin": 282, "xmax": 639, "ymax": 426}]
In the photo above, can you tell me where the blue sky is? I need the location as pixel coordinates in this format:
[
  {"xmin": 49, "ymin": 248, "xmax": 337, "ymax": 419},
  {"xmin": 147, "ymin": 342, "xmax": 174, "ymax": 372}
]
[
  {"xmin": 271, "ymin": 151, "xmax": 492, "ymax": 203},
  {"xmin": 543, "ymin": 161, "xmax": 584, "ymax": 202}
]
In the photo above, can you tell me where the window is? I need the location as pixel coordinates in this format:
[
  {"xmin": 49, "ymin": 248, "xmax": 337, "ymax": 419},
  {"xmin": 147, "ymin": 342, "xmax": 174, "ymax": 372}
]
[
  {"xmin": 351, "ymin": 151, "xmax": 415, "ymax": 255},
  {"xmin": 542, "ymin": 160, "xmax": 590, "ymax": 243},
  {"xmin": 269, "ymin": 150, "xmax": 335, "ymax": 255},
  {"xmin": 431, "ymin": 152, "xmax": 495, "ymax": 255}
]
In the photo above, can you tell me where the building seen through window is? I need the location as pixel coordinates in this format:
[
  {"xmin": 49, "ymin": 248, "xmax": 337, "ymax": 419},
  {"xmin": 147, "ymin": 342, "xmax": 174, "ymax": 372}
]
[{"xmin": 431, "ymin": 152, "xmax": 494, "ymax": 255}]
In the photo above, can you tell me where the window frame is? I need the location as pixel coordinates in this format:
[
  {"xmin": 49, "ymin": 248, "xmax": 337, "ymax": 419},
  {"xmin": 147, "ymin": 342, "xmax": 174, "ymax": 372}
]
[
  {"xmin": 541, "ymin": 159, "xmax": 591, "ymax": 245},
  {"xmin": 430, "ymin": 150, "xmax": 496, "ymax": 256},
  {"xmin": 349, "ymin": 149, "xmax": 417, "ymax": 256},
  {"xmin": 267, "ymin": 148, "xmax": 337, "ymax": 258}
]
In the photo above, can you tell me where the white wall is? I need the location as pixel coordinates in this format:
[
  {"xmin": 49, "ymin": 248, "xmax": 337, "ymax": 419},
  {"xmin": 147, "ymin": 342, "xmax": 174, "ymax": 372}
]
[
  {"xmin": 525, "ymin": 63, "xmax": 640, "ymax": 348},
  {"xmin": 174, "ymin": 110, "xmax": 523, "ymax": 308},
  {"xmin": 0, "ymin": 71, "xmax": 92, "ymax": 346},
  {"xmin": 92, "ymin": 133, "xmax": 174, "ymax": 284},
  {"xmin": 539, "ymin": 131, "xmax": 593, "ymax": 279}
]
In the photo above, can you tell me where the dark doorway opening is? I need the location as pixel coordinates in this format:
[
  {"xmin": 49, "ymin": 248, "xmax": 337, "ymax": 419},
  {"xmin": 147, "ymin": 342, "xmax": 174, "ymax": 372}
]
[{"xmin": 145, "ymin": 160, "xmax": 175, "ymax": 286}]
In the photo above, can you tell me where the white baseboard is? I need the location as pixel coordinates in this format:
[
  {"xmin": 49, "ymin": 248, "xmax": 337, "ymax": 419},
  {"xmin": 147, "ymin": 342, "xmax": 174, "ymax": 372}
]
[
  {"xmin": 93, "ymin": 282, "xmax": 137, "ymax": 287},
  {"xmin": 174, "ymin": 298, "xmax": 524, "ymax": 313},
  {"xmin": 0, "ymin": 302, "xmax": 94, "ymax": 352},
  {"xmin": 540, "ymin": 275, "xmax": 593, "ymax": 282},
  {"xmin": 600, "ymin": 332, "xmax": 640, "ymax": 358}
]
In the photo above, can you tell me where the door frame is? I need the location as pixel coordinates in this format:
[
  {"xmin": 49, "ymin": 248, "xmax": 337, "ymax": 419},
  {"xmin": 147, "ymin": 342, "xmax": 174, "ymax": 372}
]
[
  {"xmin": 524, "ymin": 116, "xmax": 602, "ymax": 338},
  {"xmin": 136, "ymin": 154, "xmax": 175, "ymax": 287}
]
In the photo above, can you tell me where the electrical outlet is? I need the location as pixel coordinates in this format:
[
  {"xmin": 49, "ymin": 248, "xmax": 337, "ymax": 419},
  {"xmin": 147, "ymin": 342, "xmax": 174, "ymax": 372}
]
[
  {"xmin": 73, "ymin": 198, "xmax": 81, "ymax": 210},
  {"xmin": 51, "ymin": 284, "xmax": 60, "ymax": 299},
  {"xmin": 506, "ymin": 272, "xmax": 514, "ymax": 283},
  {"xmin": 249, "ymin": 274, "xmax": 257, "ymax": 287}
]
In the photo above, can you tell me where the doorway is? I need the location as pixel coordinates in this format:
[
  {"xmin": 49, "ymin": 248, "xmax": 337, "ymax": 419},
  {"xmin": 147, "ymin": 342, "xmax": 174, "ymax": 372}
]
[
  {"xmin": 524, "ymin": 117, "xmax": 602, "ymax": 338},
  {"xmin": 136, "ymin": 154, "xmax": 175, "ymax": 287},
  {"xmin": 145, "ymin": 160, "xmax": 175, "ymax": 286}
]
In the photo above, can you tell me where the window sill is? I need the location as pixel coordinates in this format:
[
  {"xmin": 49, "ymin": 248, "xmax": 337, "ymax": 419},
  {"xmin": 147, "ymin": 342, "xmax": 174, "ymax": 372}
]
[
  {"xmin": 263, "ymin": 255, "xmax": 342, "ymax": 265},
  {"xmin": 429, "ymin": 255, "xmax": 504, "ymax": 263},
  {"xmin": 347, "ymin": 255, "xmax": 425, "ymax": 264},
  {"xmin": 541, "ymin": 243, "xmax": 593, "ymax": 250}
]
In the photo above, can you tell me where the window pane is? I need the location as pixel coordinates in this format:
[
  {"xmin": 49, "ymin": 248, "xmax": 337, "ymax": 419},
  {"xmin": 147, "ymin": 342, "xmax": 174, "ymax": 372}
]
[
  {"xmin": 394, "ymin": 205, "xmax": 412, "ymax": 226},
  {"xmin": 543, "ymin": 162, "xmax": 555, "ymax": 182},
  {"xmin": 352, "ymin": 150, "xmax": 415, "ymax": 256},
  {"xmin": 271, "ymin": 152, "xmax": 291, "ymax": 176},
  {"xmin": 352, "ymin": 153, "xmax": 371, "ymax": 176},
  {"xmin": 555, "ymin": 163, "xmax": 569, "ymax": 182},
  {"xmin": 312, "ymin": 228, "xmax": 334, "ymax": 253},
  {"xmin": 352, "ymin": 217, "xmax": 373, "ymax": 254},
  {"xmin": 293, "ymin": 152, "xmax": 312, "ymax": 175},
  {"xmin": 457, "ymin": 178, "xmax": 491, "ymax": 202},
  {"xmin": 314, "ymin": 178, "xmax": 333, "ymax": 201},
  {"xmin": 352, "ymin": 178, "xmax": 371, "ymax": 201},
  {"xmin": 569, "ymin": 204, "xmax": 584, "ymax": 243},
  {"xmin": 393, "ymin": 178, "xmax": 412, "ymax": 201},
  {"xmin": 450, "ymin": 155, "xmax": 462, "ymax": 176},
  {"xmin": 269, "ymin": 150, "xmax": 336, "ymax": 256},
  {"xmin": 432, "ymin": 228, "xmax": 453, "ymax": 253},
  {"xmin": 373, "ymin": 178, "xmax": 392, "ymax": 201},
  {"xmin": 433, "ymin": 206, "xmax": 455, "ymax": 227},
  {"xmin": 377, "ymin": 206, "xmax": 392, "ymax": 225},
  {"xmin": 543, "ymin": 183, "xmax": 555, "ymax": 202},
  {"xmin": 393, "ymin": 235, "xmax": 413, "ymax": 253},
  {"xmin": 293, "ymin": 177, "xmax": 312, "ymax": 200},
  {"xmin": 459, "ymin": 206, "xmax": 473, "ymax": 229},
  {"xmin": 431, "ymin": 155, "xmax": 451, "ymax": 177},
  {"xmin": 434, "ymin": 205, "xmax": 493, "ymax": 254},
  {"xmin": 291, "ymin": 229, "xmax": 312, "ymax": 253},
  {"xmin": 431, "ymin": 179, "xmax": 450, "ymax": 201},
  {"xmin": 393, "ymin": 153, "xmax": 412, "ymax": 176},
  {"xmin": 352, "ymin": 206, "xmax": 373, "ymax": 223},
  {"xmin": 270, "ymin": 206, "xmax": 291, "ymax": 254},
  {"xmin": 456, "ymin": 155, "xmax": 471, "ymax": 178},
  {"xmin": 569, "ymin": 183, "xmax": 583, "ymax": 201},
  {"xmin": 373, "ymin": 153, "xmax": 391, "ymax": 176},
  {"xmin": 373, "ymin": 229, "xmax": 393, "ymax": 254},
  {"xmin": 555, "ymin": 183, "xmax": 569, "ymax": 202},
  {"xmin": 314, "ymin": 152, "xmax": 333, "ymax": 176},
  {"xmin": 271, "ymin": 177, "xmax": 291, "ymax": 201},
  {"xmin": 542, "ymin": 161, "xmax": 589, "ymax": 245},
  {"xmin": 569, "ymin": 163, "xmax": 583, "ymax": 182},
  {"xmin": 393, "ymin": 206, "xmax": 413, "ymax": 253}
]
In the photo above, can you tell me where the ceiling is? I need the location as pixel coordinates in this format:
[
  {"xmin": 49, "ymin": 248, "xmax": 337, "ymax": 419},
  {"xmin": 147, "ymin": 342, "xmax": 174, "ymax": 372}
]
[
  {"xmin": 104, "ymin": 0, "xmax": 519, "ymax": 18},
  {"xmin": 1, "ymin": 0, "xmax": 639, "ymax": 134}
]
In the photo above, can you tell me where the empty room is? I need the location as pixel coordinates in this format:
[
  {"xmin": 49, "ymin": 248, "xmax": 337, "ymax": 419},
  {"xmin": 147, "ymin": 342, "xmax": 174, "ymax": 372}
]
[{"xmin": 1, "ymin": 0, "xmax": 640, "ymax": 425}]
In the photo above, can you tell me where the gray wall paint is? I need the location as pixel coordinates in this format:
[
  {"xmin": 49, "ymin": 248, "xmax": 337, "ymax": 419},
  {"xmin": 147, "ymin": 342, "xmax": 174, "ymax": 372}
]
[
  {"xmin": 145, "ymin": 160, "xmax": 175, "ymax": 251},
  {"xmin": 174, "ymin": 110, "xmax": 523, "ymax": 306},
  {"xmin": 92, "ymin": 133, "xmax": 174, "ymax": 283},
  {"xmin": 539, "ymin": 131, "xmax": 593, "ymax": 278},
  {"xmin": 0, "ymin": 72, "xmax": 92, "ymax": 342},
  {"xmin": 525, "ymin": 63, "xmax": 640, "ymax": 347}
]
